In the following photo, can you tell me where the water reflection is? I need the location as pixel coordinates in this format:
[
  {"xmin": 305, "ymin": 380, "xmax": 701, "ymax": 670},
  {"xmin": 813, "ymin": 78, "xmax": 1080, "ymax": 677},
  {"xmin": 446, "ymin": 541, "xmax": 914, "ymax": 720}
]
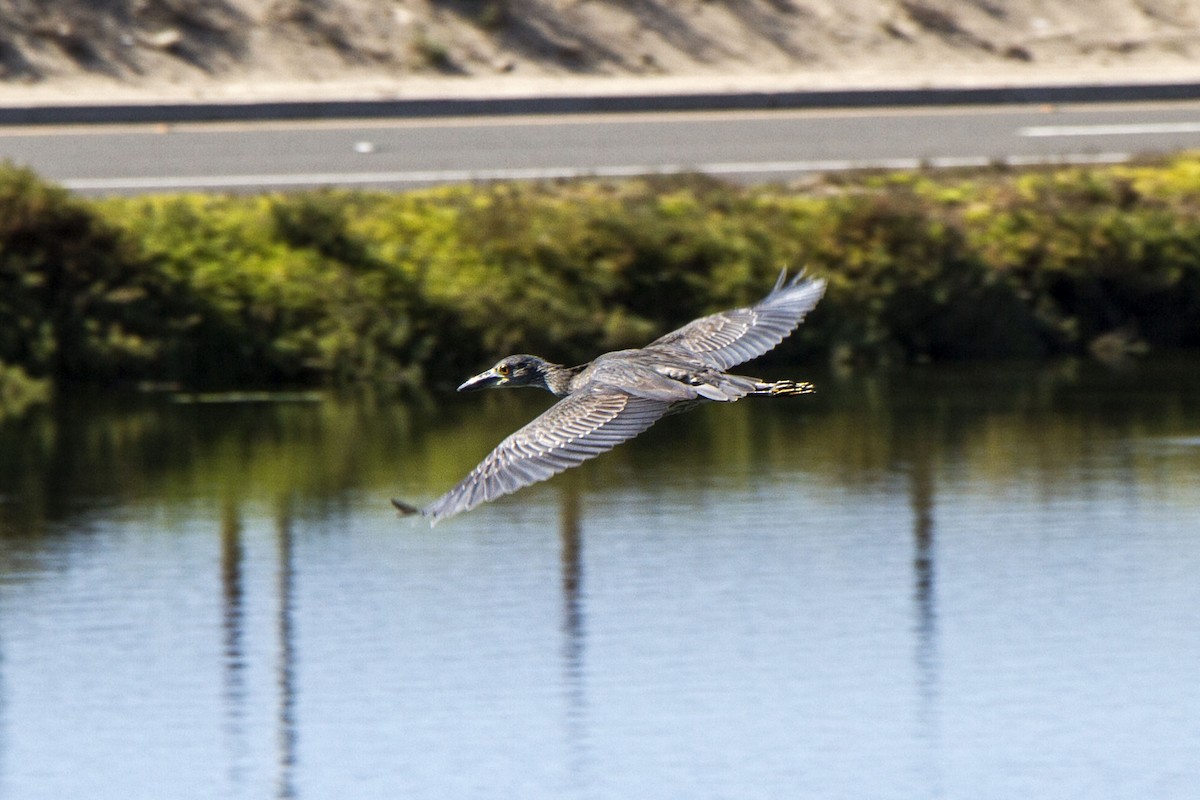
[
  {"xmin": 220, "ymin": 500, "xmax": 247, "ymax": 790},
  {"xmin": 899, "ymin": 413, "xmax": 942, "ymax": 798},
  {"xmin": 274, "ymin": 497, "xmax": 298, "ymax": 800},
  {"xmin": 0, "ymin": 358, "xmax": 1198, "ymax": 799},
  {"xmin": 557, "ymin": 477, "xmax": 590, "ymax": 795},
  {"xmin": 216, "ymin": 493, "xmax": 300, "ymax": 800},
  {"xmin": 0, "ymin": 572, "xmax": 6, "ymax": 790}
]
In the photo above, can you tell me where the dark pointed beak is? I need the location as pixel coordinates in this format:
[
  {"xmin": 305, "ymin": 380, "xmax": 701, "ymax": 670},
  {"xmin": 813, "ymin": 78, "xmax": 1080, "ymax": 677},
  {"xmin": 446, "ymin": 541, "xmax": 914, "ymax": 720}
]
[{"xmin": 457, "ymin": 368, "xmax": 503, "ymax": 392}]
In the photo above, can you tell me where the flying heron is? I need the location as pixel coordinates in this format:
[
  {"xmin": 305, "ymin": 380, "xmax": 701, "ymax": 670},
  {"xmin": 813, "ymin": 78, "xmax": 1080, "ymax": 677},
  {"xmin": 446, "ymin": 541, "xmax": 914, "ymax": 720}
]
[{"xmin": 393, "ymin": 271, "xmax": 826, "ymax": 524}]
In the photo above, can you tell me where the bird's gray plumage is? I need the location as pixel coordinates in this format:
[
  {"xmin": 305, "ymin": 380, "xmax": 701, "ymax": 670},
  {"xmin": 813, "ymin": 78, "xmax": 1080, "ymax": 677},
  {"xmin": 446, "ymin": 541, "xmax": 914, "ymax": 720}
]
[
  {"xmin": 647, "ymin": 269, "xmax": 825, "ymax": 370},
  {"xmin": 394, "ymin": 271, "xmax": 826, "ymax": 525}
]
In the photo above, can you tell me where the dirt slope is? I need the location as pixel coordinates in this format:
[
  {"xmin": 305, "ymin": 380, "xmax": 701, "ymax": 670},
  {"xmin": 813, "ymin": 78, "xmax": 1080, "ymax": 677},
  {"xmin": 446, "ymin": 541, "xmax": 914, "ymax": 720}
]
[{"xmin": 1, "ymin": 0, "xmax": 1199, "ymax": 101}]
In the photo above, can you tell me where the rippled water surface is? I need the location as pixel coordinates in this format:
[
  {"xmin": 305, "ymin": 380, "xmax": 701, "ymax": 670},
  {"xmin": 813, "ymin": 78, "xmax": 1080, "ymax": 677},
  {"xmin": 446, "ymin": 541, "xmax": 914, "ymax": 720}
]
[{"xmin": 1, "ymin": 359, "xmax": 1198, "ymax": 799}]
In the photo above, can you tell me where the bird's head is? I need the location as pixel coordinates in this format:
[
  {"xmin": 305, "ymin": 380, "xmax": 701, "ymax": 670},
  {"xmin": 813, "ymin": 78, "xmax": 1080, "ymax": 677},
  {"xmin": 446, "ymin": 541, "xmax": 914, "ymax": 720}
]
[{"xmin": 458, "ymin": 355, "xmax": 555, "ymax": 392}]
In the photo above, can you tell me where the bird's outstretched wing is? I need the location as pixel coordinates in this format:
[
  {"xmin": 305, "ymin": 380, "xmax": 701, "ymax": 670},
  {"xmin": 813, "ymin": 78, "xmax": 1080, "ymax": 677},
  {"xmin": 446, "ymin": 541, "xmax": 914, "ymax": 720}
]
[
  {"xmin": 395, "ymin": 387, "xmax": 671, "ymax": 525},
  {"xmin": 646, "ymin": 271, "xmax": 826, "ymax": 370}
]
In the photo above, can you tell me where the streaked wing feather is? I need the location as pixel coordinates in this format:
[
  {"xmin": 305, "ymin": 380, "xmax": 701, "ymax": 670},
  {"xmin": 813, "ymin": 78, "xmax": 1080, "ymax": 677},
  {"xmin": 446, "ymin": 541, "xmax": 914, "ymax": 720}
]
[
  {"xmin": 647, "ymin": 272, "xmax": 826, "ymax": 370},
  {"xmin": 420, "ymin": 388, "xmax": 670, "ymax": 524}
]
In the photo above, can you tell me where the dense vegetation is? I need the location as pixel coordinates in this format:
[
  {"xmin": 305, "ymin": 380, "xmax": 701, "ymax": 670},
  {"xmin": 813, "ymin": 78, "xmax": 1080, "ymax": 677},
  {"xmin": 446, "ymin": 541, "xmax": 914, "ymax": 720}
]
[{"xmin": 1, "ymin": 156, "xmax": 1198, "ymax": 406}]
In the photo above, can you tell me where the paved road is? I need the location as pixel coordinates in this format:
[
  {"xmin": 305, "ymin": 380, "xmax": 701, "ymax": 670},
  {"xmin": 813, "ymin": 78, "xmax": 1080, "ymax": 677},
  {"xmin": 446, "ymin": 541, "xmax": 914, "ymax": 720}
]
[{"xmin": 2, "ymin": 101, "xmax": 1199, "ymax": 194}]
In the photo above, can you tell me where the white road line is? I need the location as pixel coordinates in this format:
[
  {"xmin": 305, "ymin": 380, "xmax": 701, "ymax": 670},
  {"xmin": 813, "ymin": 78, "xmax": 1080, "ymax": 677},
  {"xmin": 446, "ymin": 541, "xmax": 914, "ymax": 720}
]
[
  {"xmin": 60, "ymin": 152, "xmax": 1131, "ymax": 192},
  {"xmin": 1020, "ymin": 121, "xmax": 1200, "ymax": 137}
]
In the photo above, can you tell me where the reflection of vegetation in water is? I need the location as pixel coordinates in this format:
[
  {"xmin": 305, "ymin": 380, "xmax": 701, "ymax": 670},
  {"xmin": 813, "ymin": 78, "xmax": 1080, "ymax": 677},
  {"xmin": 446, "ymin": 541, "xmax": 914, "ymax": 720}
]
[
  {"xmin": 0, "ymin": 392, "xmax": 424, "ymax": 532},
  {"xmin": 0, "ymin": 362, "xmax": 50, "ymax": 422},
  {"xmin": 786, "ymin": 358, "xmax": 1200, "ymax": 501},
  {"xmin": 1, "ymin": 360, "xmax": 1198, "ymax": 541}
]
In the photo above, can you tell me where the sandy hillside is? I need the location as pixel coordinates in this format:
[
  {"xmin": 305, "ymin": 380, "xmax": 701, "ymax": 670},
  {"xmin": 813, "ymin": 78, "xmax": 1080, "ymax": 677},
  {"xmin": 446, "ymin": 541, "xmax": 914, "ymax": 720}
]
[{"xmin": 1, "ymin": 0, "xmax": 1199, "ymax": 102}]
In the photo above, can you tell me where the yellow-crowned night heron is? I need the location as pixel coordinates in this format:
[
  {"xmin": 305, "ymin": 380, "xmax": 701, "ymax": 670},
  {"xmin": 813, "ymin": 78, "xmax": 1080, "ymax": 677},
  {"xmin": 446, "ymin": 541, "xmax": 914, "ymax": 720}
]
[{"xmin": 393, "ymin": 271, "xmax": 826, "ymax": 524}]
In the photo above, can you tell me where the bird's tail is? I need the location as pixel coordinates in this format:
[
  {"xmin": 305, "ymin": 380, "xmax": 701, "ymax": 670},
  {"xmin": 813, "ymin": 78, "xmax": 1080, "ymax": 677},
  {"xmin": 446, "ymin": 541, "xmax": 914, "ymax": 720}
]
[
  {"xmin": 754, "ymin": 379, "xmax": 815, "ymax": 396},
  {"xmin": 391, "ymin": 498, "xmax": 422, "ymax": 516}
]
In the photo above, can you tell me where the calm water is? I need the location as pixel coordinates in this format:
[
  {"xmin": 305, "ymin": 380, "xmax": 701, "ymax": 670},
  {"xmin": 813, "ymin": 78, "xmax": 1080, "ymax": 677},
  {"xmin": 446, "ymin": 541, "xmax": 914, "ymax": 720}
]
[{"xmin": 0, "ymin": 359, "xmax": 1198, "ymax": 800}]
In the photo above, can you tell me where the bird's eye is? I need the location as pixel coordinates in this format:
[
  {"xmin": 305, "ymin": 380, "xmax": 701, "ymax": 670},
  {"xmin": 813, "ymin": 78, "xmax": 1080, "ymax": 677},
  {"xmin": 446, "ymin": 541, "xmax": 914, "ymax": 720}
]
[{"xmin": 497, "ymin": 364, "xmax": 510, "ymax": 377}]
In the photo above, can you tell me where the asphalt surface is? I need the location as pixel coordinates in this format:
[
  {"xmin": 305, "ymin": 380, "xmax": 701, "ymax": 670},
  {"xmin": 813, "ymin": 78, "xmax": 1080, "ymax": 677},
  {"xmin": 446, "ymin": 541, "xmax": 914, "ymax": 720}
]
[{"xmin": 2, "ymin": 97, "xmax": 1200, "ymax": 194}]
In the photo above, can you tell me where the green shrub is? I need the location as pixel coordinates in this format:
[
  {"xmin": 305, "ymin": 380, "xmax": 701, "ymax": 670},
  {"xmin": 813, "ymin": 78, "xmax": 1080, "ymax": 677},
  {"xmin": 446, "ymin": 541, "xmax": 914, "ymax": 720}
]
[
  {"xmin": 0, "ymin": 163, "xmax": 165, "ymax": 382},
  {"xmin": 0, "ymin": 156, "xmax": 1195, "ymax": 394}
]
